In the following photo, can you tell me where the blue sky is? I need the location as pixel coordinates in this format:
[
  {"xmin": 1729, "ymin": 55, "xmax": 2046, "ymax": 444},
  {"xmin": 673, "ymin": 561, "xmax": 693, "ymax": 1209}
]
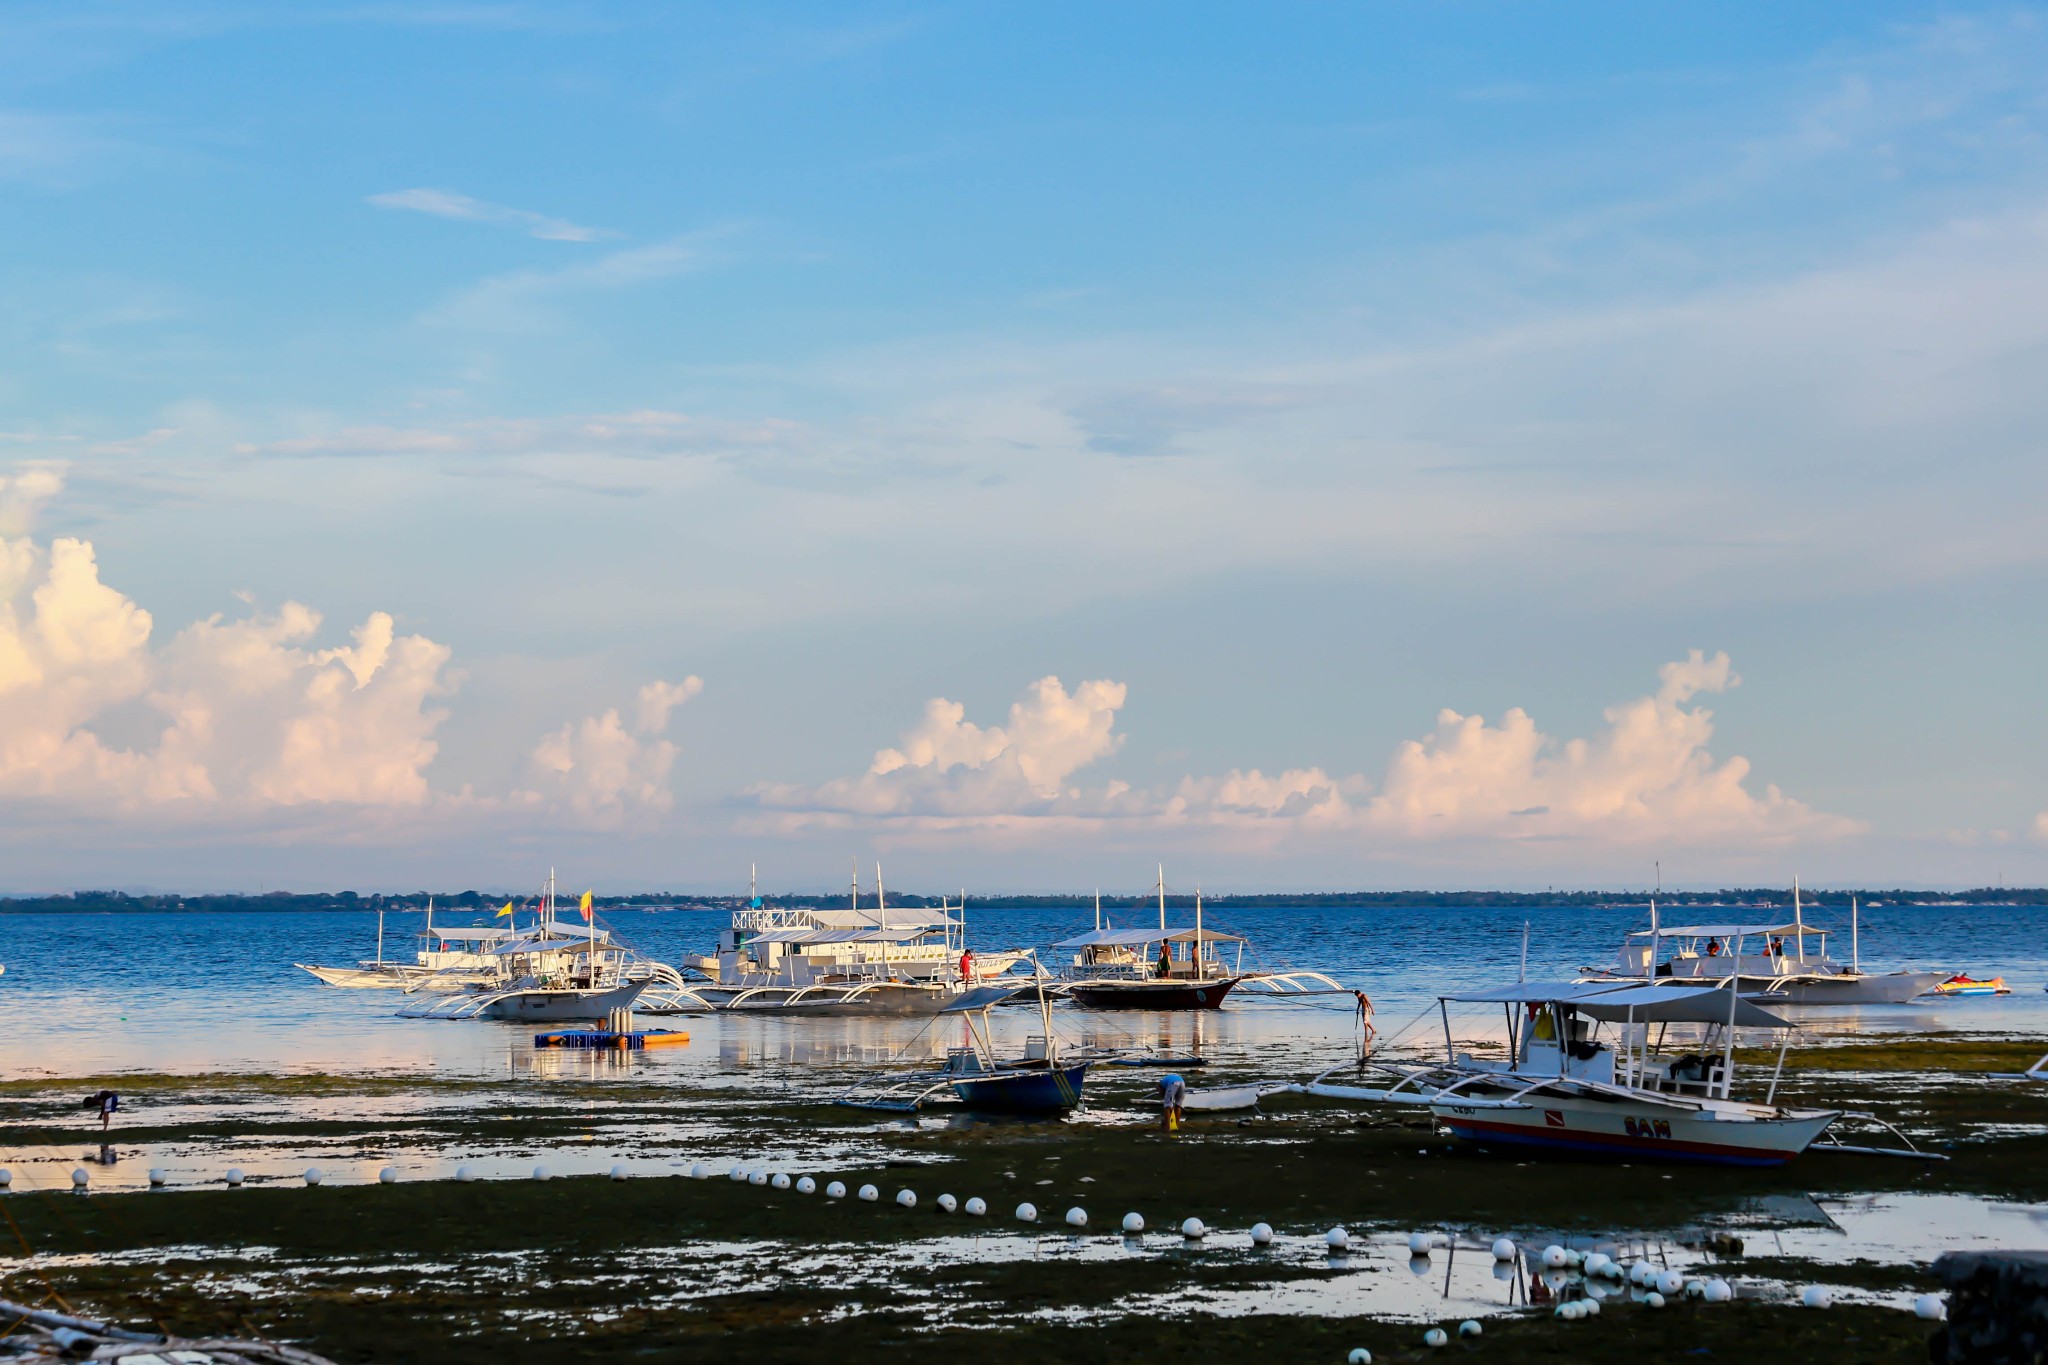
[{"xmin": 4, "ymin": 3, "xmax": 2048, "ymax": 892}]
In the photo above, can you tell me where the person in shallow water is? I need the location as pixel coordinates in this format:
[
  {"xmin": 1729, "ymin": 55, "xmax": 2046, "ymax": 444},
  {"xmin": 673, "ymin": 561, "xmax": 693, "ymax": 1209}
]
[{"xmin": 1158, "ymin": 1073, "xmax": 1186, "ymax": 1132}]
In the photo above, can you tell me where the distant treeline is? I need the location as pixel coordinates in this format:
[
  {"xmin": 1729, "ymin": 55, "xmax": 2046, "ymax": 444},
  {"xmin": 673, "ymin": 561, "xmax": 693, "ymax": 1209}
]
[{"xmin": 1, "ymin": 886, "xmax": 2040, "ymax": 914}]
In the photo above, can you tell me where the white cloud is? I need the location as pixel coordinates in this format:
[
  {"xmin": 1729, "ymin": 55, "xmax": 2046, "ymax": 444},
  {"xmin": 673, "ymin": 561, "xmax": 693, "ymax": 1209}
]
[
  {"xmin": 750, "ymin": 654, "xmax": 1856, "ymax": 851},
  {"xmin": 368, "ymin": 187, "xmax": 613, "ymax": 242},
  {"xmin": 0, "ymin": 466, "xmax": 694, "ymax": 834},
  {"xmin": 753, "ymin": 676, "xmax": 1126, "ymax": 818},
  {"xmin": 524, "ymin": 675, "xmax": 703, "ymax": 822}
]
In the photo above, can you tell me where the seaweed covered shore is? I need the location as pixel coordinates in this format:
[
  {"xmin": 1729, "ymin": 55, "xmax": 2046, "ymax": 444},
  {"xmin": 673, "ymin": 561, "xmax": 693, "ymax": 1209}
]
[{"xmin": 3, "ymin": 1034, "xmax": 2044, "ymax": 1362}]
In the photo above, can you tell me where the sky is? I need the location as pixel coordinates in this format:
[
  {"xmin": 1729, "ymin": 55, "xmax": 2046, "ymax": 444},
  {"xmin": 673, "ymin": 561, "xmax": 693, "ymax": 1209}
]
[{"xmin": 4, "ymin": 2, "xmax": 2048, "ymax": 894}]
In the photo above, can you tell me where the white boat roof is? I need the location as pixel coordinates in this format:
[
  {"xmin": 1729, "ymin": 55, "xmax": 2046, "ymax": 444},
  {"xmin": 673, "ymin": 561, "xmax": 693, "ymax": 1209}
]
[
  {"xmin": 1627, "ymin": 922, "xmax": 1819, "ymax": 939},
  {"xmin": 1052, "ymin": 926, "xmax": 1246, "ymax": 949},
  {"xmin": 491, "ymin": 933, "xmax": 612, "ymax": 955},
  {"xmin": 1444, "ymin": 979, "xmax": 1791, "ymax": 1028},
  {"xmin": 419, "ymin": 926, "xmax": 513, "ymax": 942},
  {"xmin": 939, "ymin": 985, "xmax": 1028, "ymax": 1013},
  {"xmin": 807, "ymin": 910, "xmax": 961, "ymax": 931},
  {"xmin": 745, "ymin": 926, "xmax": 933, "ymax": 945}
]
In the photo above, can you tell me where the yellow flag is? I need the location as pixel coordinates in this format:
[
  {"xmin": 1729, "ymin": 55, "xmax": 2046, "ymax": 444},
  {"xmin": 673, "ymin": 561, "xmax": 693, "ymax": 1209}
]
[
  {"xmin": 496, "ymin": 901, "xmax": 514, "ymax": 918},
  {"xmin": 579, "ymin": 889, "xmax": 594, "ymax": 921}
]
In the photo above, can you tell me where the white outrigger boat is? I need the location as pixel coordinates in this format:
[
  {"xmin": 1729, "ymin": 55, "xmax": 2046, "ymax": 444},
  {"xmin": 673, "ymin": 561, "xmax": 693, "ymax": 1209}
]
[
  {"xmin": 297, "ymin": 901, "xmax": 509, "ymax": 989},
  {"xmin": 396, "ymin": 873, "xmax": 698, "ymax": 1022},
  {"xmin": 679, "ymin": 865, "xmax": 1032, "ymax": 1015},
  {"xmin": 1582, "ymin": 887, "xmax": 1947, "ymax": 1005},
  {"xmin": 1303, "ymin": 978, "xmax": 1936, "ymax": 1166}
]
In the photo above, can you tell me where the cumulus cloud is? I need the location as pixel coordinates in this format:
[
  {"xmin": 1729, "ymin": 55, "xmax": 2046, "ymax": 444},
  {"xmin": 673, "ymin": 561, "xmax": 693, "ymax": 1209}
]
[
  {"xmin": 749, "ymin": 653, "xmax": 1856, "ymax": 849},
  {"xmin": 525, "ymin": 676, "xmax": 703, "ymax": 822},
  {"xmin": 0, "ymin": 467, "xmax": 694, "ymax": 834},
  {"xmin": 752, "ymin": 676, "xmax": 1126, "ymax": 818},
  {"xmin": 368, "ymin": 187, "xmax": 613, "ymax": 242}
]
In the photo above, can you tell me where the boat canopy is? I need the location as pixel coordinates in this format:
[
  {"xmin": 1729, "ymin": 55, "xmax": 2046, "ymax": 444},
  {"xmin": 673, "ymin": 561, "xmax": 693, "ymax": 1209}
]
[
  {"xmin": 743, "ymin": 926, "xmax": 934, "ymax": 945},
  {"xmin": 938, "ymin": 985, "xmax": 1029, "ymax": 1014},
  {"xmin": 1625, "ymin": 922, "xmax": 1816, "ymax": 939},
  {"xmin": 1442, "ymin": 979, "xmax": 1792, "ymax": 1028},
  {"xmin": 491, "ymin": 933, "xmax": 612, "ymax": 956},
  {"xmin": 1573, "ymin": 983, "xmax": 1792, "ymax": 1029},
  {"xmin": 1051, "ymin": 926, "xmax": 1247, "ymax": 949},
  {"xmin": 419, "ymin": 926, "xmax": 513, "ymax": 942}
]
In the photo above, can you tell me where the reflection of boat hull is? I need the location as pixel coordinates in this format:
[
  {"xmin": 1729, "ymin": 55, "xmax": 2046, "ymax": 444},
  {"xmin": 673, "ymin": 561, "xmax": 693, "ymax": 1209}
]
[
  {"xmin": 1431, "ymin": 1094, "xmax": 1838, "ymax": 1167},
  {"xmin": 480, "ymin": 981, "xmax": 651, "ymax": 1022},
  {"xmin": 697, "ymin": 981, "xmax": 970, "ymax": 1015},
  {"xmin": 952, "ymin": 1063, "xmax": 1090, "ymax": 1114},
  {"xmin": 1067, "ymin": 977, "xmax": 1240, "ymax": 1010}
]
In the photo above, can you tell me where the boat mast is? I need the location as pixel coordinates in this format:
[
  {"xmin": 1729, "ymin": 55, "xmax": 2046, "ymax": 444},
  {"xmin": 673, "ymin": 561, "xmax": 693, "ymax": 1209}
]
[
  {"xmin": 1851, "ymin": 895, "xmax": 1860, "ymax": 974},
  {"xmin": 1157, "ymin": 864, "xmax": 1165, "ymax": 932},
  {"xmin": 1093, "ymin": 889, "xmax": 1101, "ymax": 932},
  {"xmin": 1793, "ymin": 877, "xmax": 1805, "ymax": 962},
  {"xmin": 376, "ymin": 905, "xmax": 385, "ymax": 967},
  {"xmin": 1518, "ymin": 921, "xmax": 1529, "ymax": 982},
  {"xmin": 1194, "ymin": 887, "xmax": 1205, "ymax": 981},
  {"xmin": 875, "ymin": 861, "xmax": 887, "ymax": 929},
  {"xmin": 850, "ymin": 857, "xmax": 859, "ymax": 915},
  {"xmin": 1648, "ymin": 893, "xmax": 1658, "ymax": 979}
]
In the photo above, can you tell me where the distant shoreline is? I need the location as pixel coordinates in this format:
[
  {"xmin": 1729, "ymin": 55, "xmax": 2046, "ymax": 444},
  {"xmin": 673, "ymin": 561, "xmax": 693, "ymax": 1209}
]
[{"xmin": 0, "ymin": 888, "xmax": 2040, "ymax": 914}]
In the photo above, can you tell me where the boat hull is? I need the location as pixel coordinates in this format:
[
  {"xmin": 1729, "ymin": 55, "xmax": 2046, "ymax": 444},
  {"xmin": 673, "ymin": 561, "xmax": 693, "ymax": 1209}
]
[
  {"xmin": 1430, "ymin": 1095, "xmax": 1837, "ymax": 1167},
  {"xmin": 479, "ymin": 981, "xmax": 652, "ymax": 1022},
  {"xmin": 1745, "ymin": 970, "xmax": 1950, "ymax": 1005},
  {"xmin": 951, "ymin": 1063, "xmax": 1090, "ymax": 1114},
  {"xmin": 1067, "ymin": 978, "xmax": 1241, "ymax": 1010},
  {"xmin": 696, "ymin": 982, "xmax": 969, "ymax": 1015}
]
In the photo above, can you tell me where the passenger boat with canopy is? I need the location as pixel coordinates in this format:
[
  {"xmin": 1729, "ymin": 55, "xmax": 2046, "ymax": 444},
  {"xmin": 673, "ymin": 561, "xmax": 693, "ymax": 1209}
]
[
  {"xmin": 1052, "ymin": 871, "xmax": 1340, "ymax": 1010},
  {"xmin": 1303, "ymin": 978, "xmax": 1936, "ymax": 1166},
  {"xmin": 296, "ymin": 900, "xmax": 510, "ymax": 990},
  {"xmin": 1582, "ymin": 885, "xmax": 1946, "ymax": 1005},
  {"xmin": 680, "ymin": 865, "xmax": 1032, "ymax": 1014},
  {"xmin": 395, "ymin": 872, "xmax": 694, "ymax": 1021},
  {"xmin": 835, "ymin": 969, "xmax": 1090, "ymax": 1114}
]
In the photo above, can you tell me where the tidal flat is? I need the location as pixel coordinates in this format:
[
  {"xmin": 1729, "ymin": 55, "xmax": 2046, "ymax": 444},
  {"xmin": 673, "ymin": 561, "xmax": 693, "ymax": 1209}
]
[{"xmin": 4, "ymin": 1035, "xmax": 2045, "ymax": 1363}]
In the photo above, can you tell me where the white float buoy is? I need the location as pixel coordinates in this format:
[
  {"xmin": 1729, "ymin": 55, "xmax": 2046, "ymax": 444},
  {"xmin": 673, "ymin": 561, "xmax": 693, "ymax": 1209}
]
[
  {"xmin": 1645, "ymin": 1291, "xmax": 1666, "ymax": 1309},
  {"xmin": 1346, "ymin": 1350, "xmax": 1372, "ymax": 1365},
  {"xmin": 1491, "ymin": 1237, "xmax": 1516, "ymax": 1261},
  {"xmin": 71, "ymin": 1169, "xmax": 90, "ymax": 1189},
  {"xmin": 1704, "ymin": 1279, "xmax": 1733, "ymax": 1304},
  {"xmin": 1915, "ymin": 1294, "xmax": 1945, "ymax": 1321},
  {"xmin": 303, "ymin": 1168, "xmax": 321, "ymax": 1186},
  {"xmin": 1658, "ymin": 1270, "xmax": 1685, "ymax": 1297},
  {"xmin": 897, "ymin": 1189, "xmax": 918, "ymax": 1209},
  {"xmin": 379, "ymin": 1166, "xmax": 399, "ymax": 1184},
  {"xmin": 1800, "ymin": 1286, "xmax": 1833, "ymax": 1310},
  {"xmin": 729, "ymin": 1165, "xmax": 747, "ymax": 1182},
  {"xmin": 1423, "ymin": 1326, "xmax": 1448, "ymax": 1347},
  {"xmin": 149, "ymin": 1169, "xmax": 167, "ymax": 1187},
  {"xmin": 1123, "ymin": 1212, "xmax": 1145, "ymax": 1235},
  {"xmin": 455, "ymin": 1165, "xmax": 476, "ymax": 1182},
  {"xmin": 1566, "ymin": 1249, "xmax": 1585, "ymax": 1268},
  {"xmin": 1553, "ymin": 1302, "xmax": 1574, "ymax": 1320},
  {"xmin": 1015, "ymin": 1202, "xmax": 1037, "ymax": 1222},
  {"xmin": 1581, "ymin": 1252, "xmax": 1609, "ymax": 1278},
  {"xmin": 223, "ymin": 1168, "xmax": 243, "ymax": 1187},
  {"xmin": 796, "ymin": 1176, "xmax": 817, "ymax": 1194},
  {"xmin": 936, "ymin": 1193, "xmax": 957, "ymax": 1212},
  {"xmin": 771, "ymin": 1173, "xmax": 792, "ymax": 1190},
  {"xmin": 613, "ymin": 1165, "xmax": 632, "ymax": 1182},
  {"xmin": 1684, "ymin": 1279, "xmax": 1706, "ymax": 1300},
  {"xmin": 749, "ymin": 1170, "xmax": 770, "ymax": 1187},
  {"xmin": 1326, "ymin": 1226, "xmax": 1351, "ymax": 1252},
  {"xmin": 825, "ymin": 1181, "xmax": 847, "ymax": 1199},
  {"xmin": 1064, "ymin": 1207, "xmax": 1087, "ymax": 1228},
  {"xmin": 1458, "ymin": 1320, "xmax": 1482, "ymax": 1338},
  {"xmin": 857, "ymin": 1184, "xmax": 879, "ymax": 1202},
  {"xmin": 1542, "ymin": 1244, "xmax": 1568, "ymax": 1269},
  {"xmin": 0, "ymin": 1169, "xmax": 11, "ymax": 1189},
  {"xmin": 1180, "ymin": 1217, "xmax": 1206, "ymax": 1239},
  {"xmin": 1250, "ymin": 1221, "xmax": 1273, "ymax": 1246},
  {"xmin": 532, "ymin": 1165, "xmax": 552, "ymax": 1181},
  {"xmin": 689, "ymin": 1163, "xmax": 709, "ymax": 1179},
  {"xmin": 964, "ymin": 1196, "xmax": 988, "ymax": 1216},
  {"xmin": 1583, "ymin": 1298, "xmax": 1601, "ymax": 1317}
]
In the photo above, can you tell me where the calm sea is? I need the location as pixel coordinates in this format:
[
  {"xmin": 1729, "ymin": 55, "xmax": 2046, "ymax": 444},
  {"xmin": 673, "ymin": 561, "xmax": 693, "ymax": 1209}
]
[{"xmin": 1, "ymin": 901, "xmax": 2043, "ymax": 1084}]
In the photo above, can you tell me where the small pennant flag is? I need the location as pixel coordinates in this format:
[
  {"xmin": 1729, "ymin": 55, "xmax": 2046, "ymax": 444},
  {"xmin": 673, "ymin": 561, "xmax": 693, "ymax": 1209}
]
[
  {"xmin": 579, "ymin": 889, "xmax": 594, "ymax": 922},
  {"xmin": 496, "ymin": 901, "xmax": 514, "ymax": 918}
]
